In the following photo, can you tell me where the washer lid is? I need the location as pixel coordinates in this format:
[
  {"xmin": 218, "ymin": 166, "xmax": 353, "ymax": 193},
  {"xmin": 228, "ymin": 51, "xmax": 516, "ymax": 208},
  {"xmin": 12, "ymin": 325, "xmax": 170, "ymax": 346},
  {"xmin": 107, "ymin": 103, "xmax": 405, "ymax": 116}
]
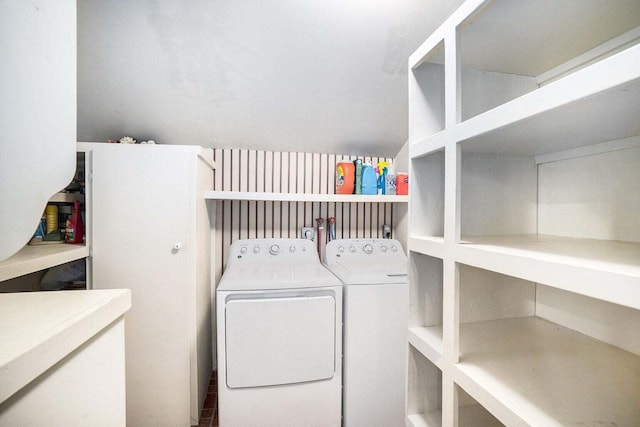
[{"xmin": 324, "ymin": 239, "xmax": 408, "ymax": 285}]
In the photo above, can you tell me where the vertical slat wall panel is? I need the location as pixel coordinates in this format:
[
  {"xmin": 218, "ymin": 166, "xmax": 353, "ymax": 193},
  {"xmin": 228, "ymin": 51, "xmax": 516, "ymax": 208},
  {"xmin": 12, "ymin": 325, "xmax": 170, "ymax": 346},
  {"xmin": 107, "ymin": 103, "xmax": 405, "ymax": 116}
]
[
  {"xmin": 271, "ymin": 153, "xmax": 280, "ymax": 238},
  {"xmin": 256, "ymin": 151, "xmax": 265, "ymax": 239},
  {"xmin": 296, "ymin": 153, "xmax": 306, "ymax": 239},
  {"xmin": 248, "ymin": 150, "xmax": 257, "ymax": 239},
  {"xmin": 304, "ymin": 152, "xmax": 314, "ymax": 239},
  {"xmin": 213, "ymin": 148, "xmax": 395, "ymax": 277},
  {"xmin": 350, "ymin": 155, "xmax": 359, "ymax": 237},
  {"xmin": 265, "ymin": 151, "xmax": 273, "ymax": 238}
]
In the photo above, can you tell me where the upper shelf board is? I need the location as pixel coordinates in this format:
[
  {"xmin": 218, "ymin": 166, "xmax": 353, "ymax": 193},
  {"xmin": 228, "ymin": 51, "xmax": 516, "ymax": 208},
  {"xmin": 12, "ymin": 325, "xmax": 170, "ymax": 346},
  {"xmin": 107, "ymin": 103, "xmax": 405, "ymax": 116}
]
[
  {"xmin": 458, "ymin": 46, "xmax": 640, "ymax": 156},
  {"xmin": 456, "ymin": 234, "xmax": 640, "ymax": 310},
  {"xmin": 459, "ymin": 0, "xmax": 640, "ymax": 77},
  {"xmin": 204, "ymin": 191, "xmax": 408, "ymax": 203},
  {"xmin": 0, "ymin": 244, "xmax": 89, "ymax": 283},
  {"xmin": 411, "ymin": 0, "xmax": 640, "ymax": 78}
]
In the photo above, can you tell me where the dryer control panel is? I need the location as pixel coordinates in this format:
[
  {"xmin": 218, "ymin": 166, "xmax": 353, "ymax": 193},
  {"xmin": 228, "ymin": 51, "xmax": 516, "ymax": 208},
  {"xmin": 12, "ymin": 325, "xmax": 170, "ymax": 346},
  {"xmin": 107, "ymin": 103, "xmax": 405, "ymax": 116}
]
[{"xmin": 229, "ymin": 238, "xmax": 315, "ymax": 261}]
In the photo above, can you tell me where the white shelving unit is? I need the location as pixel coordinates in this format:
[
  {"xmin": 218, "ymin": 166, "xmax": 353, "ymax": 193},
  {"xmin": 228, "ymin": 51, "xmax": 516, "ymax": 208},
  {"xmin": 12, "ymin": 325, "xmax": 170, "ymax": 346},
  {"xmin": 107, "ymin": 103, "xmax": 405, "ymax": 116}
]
[
  {"xmin": 407, "ymin": 1, "xmax": 640, "ymax": 426},
  {"xmin": 205, "ymin": 190, "xmax": 408, "ymax": 203}
]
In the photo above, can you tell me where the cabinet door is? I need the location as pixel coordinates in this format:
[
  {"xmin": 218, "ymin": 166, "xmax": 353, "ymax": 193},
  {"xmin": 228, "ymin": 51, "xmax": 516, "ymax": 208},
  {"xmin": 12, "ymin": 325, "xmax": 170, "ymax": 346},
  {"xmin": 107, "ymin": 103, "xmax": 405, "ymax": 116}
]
[
  {"xmin": 90, "ymin": 146, "xmax": 192, "ymax": 426},
  {"xmin": 0, "ymin": 0, "xmax": 76, "ymax": 261}
]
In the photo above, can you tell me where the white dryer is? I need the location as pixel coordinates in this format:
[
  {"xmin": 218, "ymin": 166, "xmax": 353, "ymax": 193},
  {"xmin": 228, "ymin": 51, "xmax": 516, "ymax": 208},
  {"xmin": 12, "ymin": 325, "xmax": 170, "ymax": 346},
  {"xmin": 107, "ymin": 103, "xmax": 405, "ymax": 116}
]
[
  {"xmin": 217, "ymin": 238, "xmax": 342, "ymax": 427},
  {"xmin": 325, "ymin": 239, "xmax": 408, "ymax": 427}
]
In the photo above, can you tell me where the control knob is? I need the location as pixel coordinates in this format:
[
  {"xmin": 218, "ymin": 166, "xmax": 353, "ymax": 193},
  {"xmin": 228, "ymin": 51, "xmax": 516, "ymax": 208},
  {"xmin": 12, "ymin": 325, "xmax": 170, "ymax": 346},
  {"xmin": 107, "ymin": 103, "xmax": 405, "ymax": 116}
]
[
  {"xmin": 363, "ymin": 243, "xmax": 373, "ymax": 254},
  {"xmin": 269, "ymin": 244, "xmax": 280, "ymax": 255}
]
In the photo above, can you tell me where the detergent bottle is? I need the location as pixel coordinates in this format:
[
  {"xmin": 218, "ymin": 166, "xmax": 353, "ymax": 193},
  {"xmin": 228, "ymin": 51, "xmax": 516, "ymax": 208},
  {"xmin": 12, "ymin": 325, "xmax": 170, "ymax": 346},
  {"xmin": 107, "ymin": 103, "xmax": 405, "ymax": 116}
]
[
  {"xmin": 353, "ymin": 159, "xmax": 363, "ymax": 195},
  {"xmin": 377, "ymin": 161, "xmax": 388, "ymax": 195},
  {"xmin": 361, "ymin": 163, "xmax": 377, "ymax": 195},
  {"xmin": 65, "ymin": 200, "xmax": 84, "ymax": 244},
  {"xmin": 385, "ymin": 160, "xmax": 396, "ymax": 195},
  {"xmin": 336, "ymin": 161, "xmax": 355, "ymax": 194}
]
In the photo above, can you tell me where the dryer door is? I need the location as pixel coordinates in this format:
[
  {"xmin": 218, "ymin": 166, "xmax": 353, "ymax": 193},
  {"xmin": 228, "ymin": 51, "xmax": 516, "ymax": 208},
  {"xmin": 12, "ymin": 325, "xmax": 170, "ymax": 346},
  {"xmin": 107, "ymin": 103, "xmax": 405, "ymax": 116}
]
[{"xmin": 225, "ymin": 293, "xmax": 336, "ymax": 388}]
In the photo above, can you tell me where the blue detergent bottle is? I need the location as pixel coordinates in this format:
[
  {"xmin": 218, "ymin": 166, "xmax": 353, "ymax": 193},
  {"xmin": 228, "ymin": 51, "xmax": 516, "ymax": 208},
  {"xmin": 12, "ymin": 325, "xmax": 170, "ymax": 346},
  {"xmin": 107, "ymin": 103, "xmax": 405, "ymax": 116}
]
[{"xmin": 361, "ymin": 163, "xmax": 378, "ymax": 195}]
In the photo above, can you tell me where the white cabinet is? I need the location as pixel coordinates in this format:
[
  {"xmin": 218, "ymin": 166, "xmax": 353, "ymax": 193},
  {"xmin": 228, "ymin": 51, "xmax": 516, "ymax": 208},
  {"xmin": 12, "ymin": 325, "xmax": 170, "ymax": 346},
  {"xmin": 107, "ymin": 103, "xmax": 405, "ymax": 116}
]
[
  {"xmin": 79, "ymin": 142, "xmax": 214, "ymax": 427},
  {"xmin": 407, "ymin": 1, "xmax": 640, "ymax": 426}
]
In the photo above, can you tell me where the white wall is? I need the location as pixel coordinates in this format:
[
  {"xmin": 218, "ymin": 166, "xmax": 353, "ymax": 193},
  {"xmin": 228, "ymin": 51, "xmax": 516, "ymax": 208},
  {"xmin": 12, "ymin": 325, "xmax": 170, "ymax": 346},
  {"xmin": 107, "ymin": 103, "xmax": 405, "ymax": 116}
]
[
  {"xmin": 77, "ymin": 0, "xmax": 465, "ymax": 156},
  {"xmin": 538, "ymin": 145, "xmax": 640, "ymax": 242}
]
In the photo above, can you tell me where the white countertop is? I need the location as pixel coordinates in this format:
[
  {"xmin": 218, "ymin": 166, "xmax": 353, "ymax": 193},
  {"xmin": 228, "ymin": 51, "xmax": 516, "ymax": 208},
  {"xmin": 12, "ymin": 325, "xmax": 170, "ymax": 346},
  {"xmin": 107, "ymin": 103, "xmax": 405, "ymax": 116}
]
[{"xmin": 0, "ymin": 289, "xmax": 131, "ymax": 403}]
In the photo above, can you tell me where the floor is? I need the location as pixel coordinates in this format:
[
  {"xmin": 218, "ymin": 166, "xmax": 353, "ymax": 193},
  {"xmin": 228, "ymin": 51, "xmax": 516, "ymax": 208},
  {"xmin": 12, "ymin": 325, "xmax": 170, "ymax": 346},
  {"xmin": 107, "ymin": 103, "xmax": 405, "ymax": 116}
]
[{"xmin": 195, "ymin": 372, "xmax": 218, "ymax": 427}]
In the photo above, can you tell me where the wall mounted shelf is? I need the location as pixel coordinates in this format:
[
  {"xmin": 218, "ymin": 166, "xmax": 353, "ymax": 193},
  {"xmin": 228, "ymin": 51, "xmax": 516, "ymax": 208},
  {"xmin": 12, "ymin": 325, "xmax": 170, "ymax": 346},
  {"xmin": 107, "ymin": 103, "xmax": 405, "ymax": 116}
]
[{"xmin": 204, "ymin": 190, "xmax": 408, "ymax": 203}]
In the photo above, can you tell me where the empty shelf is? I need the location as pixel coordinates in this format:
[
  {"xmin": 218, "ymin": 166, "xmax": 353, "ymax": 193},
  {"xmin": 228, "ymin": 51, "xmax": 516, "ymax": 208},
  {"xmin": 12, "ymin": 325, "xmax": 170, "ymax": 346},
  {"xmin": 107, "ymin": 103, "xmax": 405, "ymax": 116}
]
[
  {"xmin": 456, "ymin": 235, "xmax": 640, "ymax": 309},
  {"xmin": 454, "ymin": 316, "xmax": 640, "ymax": 426}
]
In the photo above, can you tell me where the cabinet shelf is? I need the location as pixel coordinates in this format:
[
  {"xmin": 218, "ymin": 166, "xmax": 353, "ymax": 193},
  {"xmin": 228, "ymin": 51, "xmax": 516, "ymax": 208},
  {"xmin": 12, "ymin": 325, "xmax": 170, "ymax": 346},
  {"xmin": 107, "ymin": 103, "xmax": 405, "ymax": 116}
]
[
  {"xmin": 409, "ymin": 45, "xmax": 640, "ymax": 161},
  {"xmin": 456, "ymin": 235, "xmax": 640, "ymax": 310},
  {"xmin": 406, "ymin": 396, "xmax": 504, "ymax": 427},
  {"xmin": 410, "ymin": 133, "xmax": 446, "ymax": 160},
  {"xmin": 409, "ymin": 236, "xmax": 445, "ymax": 259},
  {"xmin": 408, "ymin": 326, "xmax": 443, "ymax": 368},
  {"xmin": 454, "ymin": 316, "xmax": 640, "ymax": 426},
  {"xmin": 406, "ymin": 411, "xmax": 441, "ymax": 427},
  {"xmin": 204, "ymin": 190, "xmax": 408, "ymax": 203},
  {"xmin": 0, "ymin": 244, "xmax": 89, "ymax": 283},
  {"xmin": 48, "ymin": 192, "xmax": 84, "ymax": 204},
  {"xmin": 458, "ymin": 45, "xmax": 640, "ymax": 155}
]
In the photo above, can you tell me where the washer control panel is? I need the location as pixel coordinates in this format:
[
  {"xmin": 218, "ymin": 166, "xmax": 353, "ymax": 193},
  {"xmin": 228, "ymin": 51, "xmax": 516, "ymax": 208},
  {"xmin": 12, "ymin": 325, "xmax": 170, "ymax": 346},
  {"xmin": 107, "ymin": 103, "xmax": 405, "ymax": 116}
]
[{"xmin": 327, "ymin": 239, "xmax": 405, "ymax": 260}]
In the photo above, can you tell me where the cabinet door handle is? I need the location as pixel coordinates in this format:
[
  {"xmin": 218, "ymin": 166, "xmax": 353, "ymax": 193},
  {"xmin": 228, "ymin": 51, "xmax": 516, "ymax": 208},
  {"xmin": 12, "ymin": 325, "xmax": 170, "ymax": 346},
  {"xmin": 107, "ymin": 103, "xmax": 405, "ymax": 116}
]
[{"xmin": 173, "ymin": 242, "xmax": 183, "ymax": 251}]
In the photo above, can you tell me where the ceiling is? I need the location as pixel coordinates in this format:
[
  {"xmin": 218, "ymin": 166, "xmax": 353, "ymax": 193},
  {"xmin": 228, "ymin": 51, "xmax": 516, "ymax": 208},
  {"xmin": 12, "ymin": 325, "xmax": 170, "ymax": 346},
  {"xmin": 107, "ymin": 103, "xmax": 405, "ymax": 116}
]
[{"xmin": 77, "ymin": 0, "xmax": 464, "ymax": 157}]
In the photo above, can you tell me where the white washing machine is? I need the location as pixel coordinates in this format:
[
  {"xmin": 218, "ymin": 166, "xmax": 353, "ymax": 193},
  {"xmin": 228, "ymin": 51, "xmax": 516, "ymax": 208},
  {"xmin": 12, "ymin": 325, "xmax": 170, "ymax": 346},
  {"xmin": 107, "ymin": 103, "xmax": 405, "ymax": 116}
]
[
  {"xmin": 325, "ymin": 239, "xmax": 408, "ymax": 427},
  {"xmin": 216, "ymin": 238, "xmax": 342, "ymax": 427}
]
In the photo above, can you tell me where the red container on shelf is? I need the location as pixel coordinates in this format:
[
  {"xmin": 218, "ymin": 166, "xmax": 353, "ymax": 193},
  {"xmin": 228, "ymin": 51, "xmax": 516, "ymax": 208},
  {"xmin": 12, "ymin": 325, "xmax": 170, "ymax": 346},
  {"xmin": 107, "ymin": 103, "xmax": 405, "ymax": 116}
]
[
  {"xmin": 396, "ymin": 173, "xmax": 409, "ymax": 195},
  {"xmin": 336, "ymin": 162, "xmax": 355, "ymax": 194},
  {"xmin": 65, "ymin": 200, "xmax": 84, "ymax": 244}
]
